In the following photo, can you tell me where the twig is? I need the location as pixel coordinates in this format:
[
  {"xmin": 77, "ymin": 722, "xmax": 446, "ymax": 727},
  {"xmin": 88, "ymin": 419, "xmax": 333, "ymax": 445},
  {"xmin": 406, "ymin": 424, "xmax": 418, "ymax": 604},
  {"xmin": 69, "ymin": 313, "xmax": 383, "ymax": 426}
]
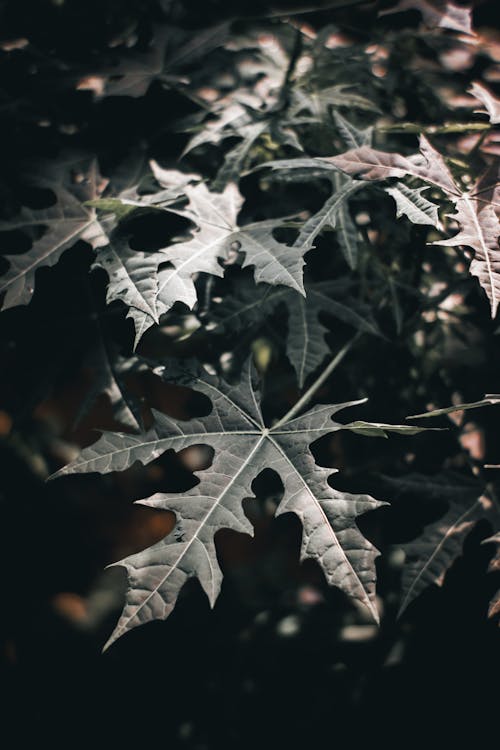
[
  {"xmin": 267, "ymin": 0, "xmax": 373, "ymax": 17},
  {"xmin": 273, "ymin": 331, "xmax": 362, "ymax": 428},
  {"xmin": 277, "ymin": 27, "xmax": 303, "ymax": 110}
]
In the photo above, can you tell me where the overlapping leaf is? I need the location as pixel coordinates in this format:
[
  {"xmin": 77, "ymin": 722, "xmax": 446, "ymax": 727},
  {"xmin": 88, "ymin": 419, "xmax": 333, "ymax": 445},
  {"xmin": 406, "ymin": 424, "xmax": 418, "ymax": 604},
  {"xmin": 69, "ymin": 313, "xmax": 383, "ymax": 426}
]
[
  {"xmin": 93, "ymin": 174, "xmax": 304, "ymax": 346},
  {"xmin": 328, "ymin": 136, "xmax": 460, "ymax": 195},
  {"xmin": 469, "ymin": 82, "xmax": 500, "ymax": 125},
  {"xmin": 75, "ymin": 342, "xmax": 145, "ymax": 431},
  {"xmin": 260, "ymin": 114, "xmax": 431, "ymax": 267},
  {"xmin": 484, "ymin": 533, "xmax": 500, "ymax": 621},
  {"xmin": 160, "ymin": 180, "xmax": 305, "ymax": 299},
  {"xmin": 385, "ymin": 184, "xmax": 443, "ymax": 230},
  {"xmin": 394, "ymin": 473, "xmax": 494, "ymax": 614},
  {"xmin": 202, "ymin": 276, "xmax": 380, "ymax": 386},
  {"xmin": 257, "ymin": 156, "xmax": 365, "ymax": 266},
  {"xmin": 0, "ymin": 155, "xmax": 109, "ymax": 309},
  {"xmin": 179, "ymin": 30, "xmax": 305, "ymax": 190},
  {"xmin": 327, "ymin": 136, "xmax": 500, "ymax": 317},
  {"xmin": 91, "ymin": 23, "xmax": 229, "ymax": 98}
]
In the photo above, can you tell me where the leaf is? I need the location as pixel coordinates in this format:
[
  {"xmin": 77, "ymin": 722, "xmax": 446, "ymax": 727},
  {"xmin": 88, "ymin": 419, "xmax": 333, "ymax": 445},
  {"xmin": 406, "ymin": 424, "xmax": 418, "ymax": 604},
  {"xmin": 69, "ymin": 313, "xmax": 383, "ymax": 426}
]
[
  {"xmin": 94, "ymin": 180, "xmax": 305, "ymax": 346},
  {"xmin": 215, "ymin": 120, "xmax": 271, "ymax": 191},
  {"xmin": 407, "ymin": 396, "xmax": 500, "ymax": 419},
  {"xmin": 75, "ymin": 342, "xmax": 145, "ymax": 431},
  {"xmin": 96, "ymin": 24, "xmax": 229, "ymax": 98},
  {"xmin": 197, "ymin": 114, "xmax": 303, "ymax": 192},
  {"xmin": 473, "ymin": 158, "xmax": 500, "ymax": 210},
  {"xmin": 203, "ymin": 276, "xmax": 381, "ymax": 386},
  {"xmin": 92, "ymin": 236, "xmax": 163, "ymax": 347},
  {"xmin": 325, "ymin": 114, "xmax": 372, "ymax": 268},
  {"xmin": 469, "ymin": 82, "xmax": 500, "ymax": 125},
  {"xmin": 328, "ymin": 135, "xmax": 460, "ymax": 196},
  {"xmin": 399, "ymin": 487, "xmax": 493, "ymax": 615},
  {"xmin": 292, "ymin": 174, "xmax": 364, "ymax": 254},
  {"xmin": 90, "ymin": 164, "xmax": 202, "ymax": 347},
  {"xmin": 0, "ymin": 155, "xmax": 108, "ymax": 309},
  {"xmin": 90, "ymin": 160, "xmax": 201, "ymax": 218},
  {"xmin": 179, "ymin": 28, "xmax": 337, "ymax": 190},
  {"xmin": 162, "ymin": 180, "xmax": 305, "ymax": 297},
  {"xmin": 433, "ymin": 197, "xmax": 500, "ymax": 316},
  {"xmin": 379, "ymin": 0, "xmax": 473, "ymax": 35},
  {"xmin": 385, "ymin": 183, "xmax": 443, "ymax": 230},
  {"xmin": 329, "ymin": 136, "xmax": 500, "ymax": 317},
  {"xmin": 289, "ymin": 84, "xmax": 379, "ymax": 120},
  {"xmin": 180, "ymin": 55, "xmax": 304, "ymax": 190},
  {"xmin": 483, "ymin": 534, "xmax": 500, "ymax": 621},
  {"xmin": 50, "ymin": 359, "xmax": 417, "ymax": 646},
  {"xmin": 332, "ymin": 111, "xmax": 373, "ymax": 150},
  {"xmin": 343, "ymin": 421, "xmax": 441, "ymax": 437},
  {"xmin": 332, "ymin": 174, "xmax": 362, "ymax": 269},
  {"xmin": 258, "ymin": 116, "xmax": 369, "ymax": 264}
]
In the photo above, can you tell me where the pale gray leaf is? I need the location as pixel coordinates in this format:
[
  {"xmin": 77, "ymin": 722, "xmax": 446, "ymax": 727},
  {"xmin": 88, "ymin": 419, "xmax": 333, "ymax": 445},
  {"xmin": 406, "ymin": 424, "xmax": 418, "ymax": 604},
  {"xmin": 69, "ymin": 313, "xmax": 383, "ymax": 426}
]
[
  {"xmin": 433, "ymin": 197, "xmax": 500, "ymax": 317},
  {"xmin": 51, "ymin": 361, "xmax": 393, "ymax": 646},
  {"xmin": 0, "ymin": 156, "xmax": 108, "ymax": 309},
  {"xmin": 333, "ymin": 111, "xmax": 373, "ymax": 150},
  {"xmin": 293, "ymin": 175, "xmax": 363, "ymax": 253},
  {"xmin": 286, "ymin": 294, "xmax": 332, "ymax": 388},
  {"xmin": 289, "ymin": 85, "xmax": 379, "ymax": 120},
  {"xmin": 343, "ymin": 421, "xmax": 440, "ymax": 437},
  {"xmin": 407, "ymin": 396, "xmax": 500, "ymax": 419},
  {"xmin": 385, "ymin": 183, "xmax": 443, "ymax": 230},
  {"xmin": 469, "ymin": 82, "xmax": 500, "ymax": 125},
  {"xmin": 332, "ymin": 173, "xmax": 360, "ymax": 269},
  {"xmin": 160, "ymin": 182, "xmax": 305, "ymax": 309},
  {"xmin": 93, "ymin": 237, "xmax": 161, "ymax": 333},
  {"xmin": 213, "ymin": 121, "xmax": 269, "ymax": 191}
]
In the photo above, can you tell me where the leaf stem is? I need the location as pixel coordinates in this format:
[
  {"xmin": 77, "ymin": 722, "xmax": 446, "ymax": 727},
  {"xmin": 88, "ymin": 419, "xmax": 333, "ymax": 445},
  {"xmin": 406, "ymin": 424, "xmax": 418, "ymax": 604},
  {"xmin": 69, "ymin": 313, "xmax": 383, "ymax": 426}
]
[
  {"xmin": 273, "ymin": 331, "xmax": 362, "ymax": 428},
  {"xmin": 277, "ymin": 27, "xmax": 303, "ymax": 111}
]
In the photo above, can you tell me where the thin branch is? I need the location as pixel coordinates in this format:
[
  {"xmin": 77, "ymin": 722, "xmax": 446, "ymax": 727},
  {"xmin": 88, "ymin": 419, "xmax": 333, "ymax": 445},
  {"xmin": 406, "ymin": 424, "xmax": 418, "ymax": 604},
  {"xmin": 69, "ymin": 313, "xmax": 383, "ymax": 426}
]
[
  {"xmin": 273, "ymin": 331, "xmax": 362, "ymax": 428},
  {"xmin": 277, "ymin": 27, "xmax": 303, "ymax": 110},
  {"xmin": 266, "ymin": 0, "xmax": 374, "ymax": 16}
]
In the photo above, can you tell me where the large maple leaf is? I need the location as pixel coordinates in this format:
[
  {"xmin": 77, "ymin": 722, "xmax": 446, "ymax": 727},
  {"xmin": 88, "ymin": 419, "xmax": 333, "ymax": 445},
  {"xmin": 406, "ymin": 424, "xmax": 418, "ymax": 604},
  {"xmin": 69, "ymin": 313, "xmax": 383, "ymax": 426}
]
[
  {"xmin": 95, "ymin": 175, "xmax": 303, "ymax": 347},
  {"xmin": 50, "ymin": 360, "xmax": 428, "ymax": 647}
]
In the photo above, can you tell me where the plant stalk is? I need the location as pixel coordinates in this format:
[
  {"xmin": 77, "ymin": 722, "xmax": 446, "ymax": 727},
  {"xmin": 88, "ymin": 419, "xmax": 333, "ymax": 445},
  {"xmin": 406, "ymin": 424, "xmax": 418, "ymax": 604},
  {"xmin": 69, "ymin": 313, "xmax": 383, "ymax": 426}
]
[{"xmin": 273, "ymin": 331, "xmax": 362, "ymax": 428}]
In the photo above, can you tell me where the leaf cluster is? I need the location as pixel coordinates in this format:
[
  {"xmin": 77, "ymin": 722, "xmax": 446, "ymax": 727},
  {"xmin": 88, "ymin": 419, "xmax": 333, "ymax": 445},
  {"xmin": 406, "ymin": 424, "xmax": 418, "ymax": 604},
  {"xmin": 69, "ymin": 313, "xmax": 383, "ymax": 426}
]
[{"xmin": 1, "ymin": 0, "xmax": 500, "ymax": 656}]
